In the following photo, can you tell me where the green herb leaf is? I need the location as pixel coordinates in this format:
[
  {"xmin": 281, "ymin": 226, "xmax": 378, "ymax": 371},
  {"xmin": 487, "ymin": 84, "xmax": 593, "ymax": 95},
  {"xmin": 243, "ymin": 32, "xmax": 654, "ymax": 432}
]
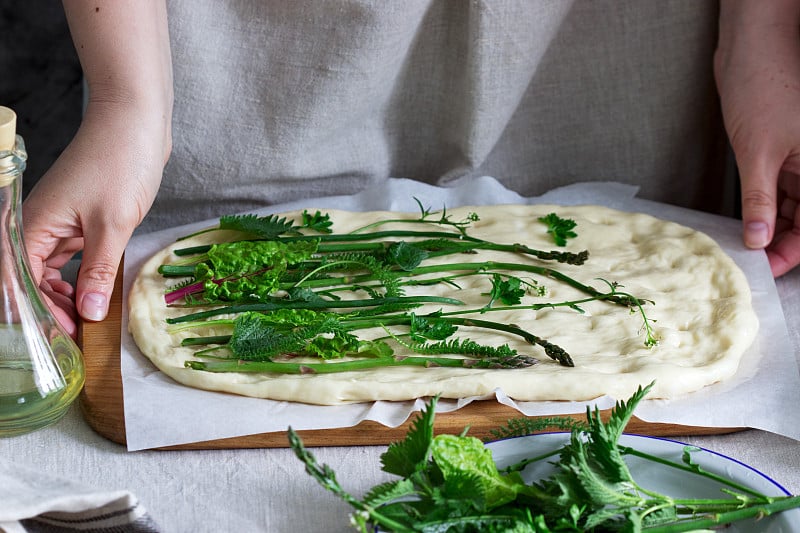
[
  {"xmin": 431, "ymin": 434, "xmax": 528, "ymax": 509},
  {"xmin": 386, "ymin": 241, "xmax": 429, "ymax": 271},
  {"xmin": 219, "ymin": 213, "xmax": 300, "ymax": 238},
  {"xmin": 485, "ymin": 273, "xmax": 526, "ymax": 308},
  {"xmin": 408, "ymin": 313, "xmax": 458, "ymax": 342},
  {"xmin": 228, "ymin": 311, "xmax": 341, "ymax": 360},
  {"xmin": 165, "ymin": 204, "xmax": 663, "ymax": 370},
  {"xmin": 301, "ymin": 210, "xmax": 334, "ymax": 233},
  {"xmin": 198, "ymin": 240, "xmax": 318, "ymax": 301},
  {"xmin": 289, "ymin": 381, "xmax": 800, "ymax": 531},
  {"xmin": 380, "ymin": 395, "xmax": 438, "ymax": 477},
  {"xmin": 538, "ymin": 212, "xmax": 578, "ymax": 246}
]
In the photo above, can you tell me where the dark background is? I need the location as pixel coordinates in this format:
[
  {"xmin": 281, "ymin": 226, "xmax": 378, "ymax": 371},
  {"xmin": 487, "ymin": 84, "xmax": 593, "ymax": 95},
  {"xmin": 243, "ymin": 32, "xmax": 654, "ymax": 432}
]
[{"xmin": 0, "ymin": 2, "xmax": 82, "ymax": 197}]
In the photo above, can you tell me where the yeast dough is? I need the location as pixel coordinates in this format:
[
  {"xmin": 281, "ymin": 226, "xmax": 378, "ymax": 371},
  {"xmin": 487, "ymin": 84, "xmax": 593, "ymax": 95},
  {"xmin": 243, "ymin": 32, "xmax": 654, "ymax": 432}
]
[{"xmin": 128, "ymin": 205, "xmax": 759, "ymax": 404}]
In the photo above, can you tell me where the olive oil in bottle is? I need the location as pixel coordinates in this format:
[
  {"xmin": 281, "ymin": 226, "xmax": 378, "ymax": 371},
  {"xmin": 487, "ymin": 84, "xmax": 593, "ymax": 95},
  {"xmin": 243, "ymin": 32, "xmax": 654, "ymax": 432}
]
[{"xmin": 0, "ymin": 106, "xmax": 84, "ymax": 436}]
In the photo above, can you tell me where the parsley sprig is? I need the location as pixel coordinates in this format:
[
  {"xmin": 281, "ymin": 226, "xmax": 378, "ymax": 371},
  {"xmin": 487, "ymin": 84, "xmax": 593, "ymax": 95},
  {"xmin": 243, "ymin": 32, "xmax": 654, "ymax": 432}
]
[
  {"xmin": 289, "ymin": 383, "xmax": 800, "ymax": 531},
  {"xmin": 539, "ymin": 212, "xmax": 578, "ymax": 246}
]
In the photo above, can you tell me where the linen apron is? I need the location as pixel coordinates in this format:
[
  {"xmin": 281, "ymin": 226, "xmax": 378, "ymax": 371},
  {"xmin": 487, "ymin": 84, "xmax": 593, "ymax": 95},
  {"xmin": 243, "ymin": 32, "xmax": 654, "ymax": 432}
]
[{"xmin": 144, "ymin": 0, "xmax": 728, "ymax": 232}]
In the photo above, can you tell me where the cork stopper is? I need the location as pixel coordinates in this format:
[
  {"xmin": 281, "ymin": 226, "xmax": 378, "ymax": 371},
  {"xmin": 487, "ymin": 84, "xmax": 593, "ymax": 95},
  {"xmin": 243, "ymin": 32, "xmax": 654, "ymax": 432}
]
[{"xmin": 0, "ymin": 106, "xmax": 16, "ymax": 152}]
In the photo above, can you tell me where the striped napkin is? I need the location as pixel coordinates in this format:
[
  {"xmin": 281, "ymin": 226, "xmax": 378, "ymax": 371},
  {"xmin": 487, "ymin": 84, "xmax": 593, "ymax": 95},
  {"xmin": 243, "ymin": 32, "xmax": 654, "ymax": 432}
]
[{"xmin": 0, "ymin": 458, "xmax": 159, "ymax": 532}]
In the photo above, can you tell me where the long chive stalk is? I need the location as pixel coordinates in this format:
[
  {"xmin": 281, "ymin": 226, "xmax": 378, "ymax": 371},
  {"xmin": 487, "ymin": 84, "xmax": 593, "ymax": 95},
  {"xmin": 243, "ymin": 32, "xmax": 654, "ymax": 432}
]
[
  {"xmin": 185, "ymin": 352, "xmax": 539, "ymax": 374},
  {"xmin": 165, "ymin": 295, "xmax": 464, "ymax": 324}
]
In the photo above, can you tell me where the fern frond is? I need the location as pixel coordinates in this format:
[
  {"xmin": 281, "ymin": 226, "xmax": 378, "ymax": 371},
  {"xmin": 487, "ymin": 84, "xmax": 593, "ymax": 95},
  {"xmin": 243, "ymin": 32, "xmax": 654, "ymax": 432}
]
[
  {"xmin": 349, "ymin": 302, "xmax": 420, "ymax": 317},
  {"xmin": 376, "ymin": 271, "xmax": 404, "ymax": 297},
  {"xmin": 317, "ymin": 251, "xmax": 387, "ymax": 272},
  {"xmin": 407, "ymin": 337, "xmax": 518, "ymax": 359},
  {"xmin": 219, "ymin": 213, "xmax": 301, "ymax": 238},
  {"xmin": 293, "ymin": 251, "xmax": 404, "ymax": 298},
  {"xmin": 489, "ymin": 416, "xmax": 589, "ymax": 440}
]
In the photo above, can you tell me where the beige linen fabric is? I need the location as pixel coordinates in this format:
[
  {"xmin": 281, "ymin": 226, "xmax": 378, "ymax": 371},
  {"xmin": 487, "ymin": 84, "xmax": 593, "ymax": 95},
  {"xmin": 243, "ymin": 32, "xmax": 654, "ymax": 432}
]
[{"xmin": 144, "ymin": 0, "xmax": 726, "ymax": 233}]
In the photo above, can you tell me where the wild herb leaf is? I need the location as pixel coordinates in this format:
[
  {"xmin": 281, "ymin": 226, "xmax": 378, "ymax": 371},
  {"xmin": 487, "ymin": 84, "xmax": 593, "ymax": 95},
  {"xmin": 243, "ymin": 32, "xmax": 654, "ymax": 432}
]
[
  {"xmin": 490, "ymin": 416, "xmax": 588, "ymax": 442},
  {"xmin": 538, "ymin": 212, "xmax": 577, "ymax": 246},
  {"xmin": 484, "ymin": 273, "xmax": 527, "ymax": 308},
  {"xmin": 386, "ymin": 241, "xmax": 429, "ymax": 271},
  {"xmin": 361, "ymin": 479, "xmax": 417, "ymax": 509},
  {"xmin": 304, "ymin": 331, "xmax": 392, "ymax": 360},
  {"xmin": 380, "ymin": 395, "xmax": 438, "ymax": 477},
  {"xmin": 197, "ymin": 240, "xmax": 318, "ymax": 301},
  {"xmin": 301, "ymin": 209, "xmax": 333, "ymax": 233},
  {"xmin": 405, "ymin": 338, "xmax": 530, "ymax": 367},
  {"xmin": 228, "ymin": 312, "xmax": 341, "ymax": 360},
  {"xmin": 408, "ymin": 313, "xmax": 458, "ymax": 341},
  {"xmin": 165, "ymin": 205, "xmax": 661, "ymax": 372},
  {"xmin": 289, "ymin": 382, "xmax": 800, "ymax": 531},
  {"xmin": 431, "ymin": 434, "xmax": 530, "ymax": 508},
  {"xmin": 219, "ymin": 213, "xmax": 301, "ymax": 238},
  {"xmin": 284, "ymin": 287, "xmax": 327, "ymax": 303}
]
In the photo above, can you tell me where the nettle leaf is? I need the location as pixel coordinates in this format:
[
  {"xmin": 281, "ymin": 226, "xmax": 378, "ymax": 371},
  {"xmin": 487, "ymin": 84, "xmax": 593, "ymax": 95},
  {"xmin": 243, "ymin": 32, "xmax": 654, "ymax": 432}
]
[
  {"xmin": 640, "ymin": 505, "xmax": 679, "ymax": 527},
  {"xmin": 386, "ymin": 241, "xmax": 429, "ymax": 271},
  {"xmin": 229, "ymin": 312, "xmax": 341, "ymax": 361},
  {"xmin": 583, "ymin": 506, "xmax": 636, "ymax": 530},
  {"xmin": 583, "ymin": 382, "xmax": 654, "ymax": 484},
  {"xmin": 361, "ymin": 479, "xmax": 417, "ymax": 508},
  {"xmin": 573, "ymin": 445, "xmax": 636, "ymax": 508},
  {"xmin": 219, "ymin": 213, "xmax": 300, "ymax": 238},
  {"xmin": 440, "ymin": 471, "xmax": 487, "ymax": 511},
  {"xmin": 381, "ymin": 395, "xmax": 438, "ymax": 477},
  {"xmin": 228, "ymin": 320, "xmax": 290, "ymax": 361},
  {"xmin": 536, "ymin": 466, "xmax": 585, "ymax": 514},
  {"xmin": 534, "ymin": 383, "xmax": 657, "ymax": 527}
]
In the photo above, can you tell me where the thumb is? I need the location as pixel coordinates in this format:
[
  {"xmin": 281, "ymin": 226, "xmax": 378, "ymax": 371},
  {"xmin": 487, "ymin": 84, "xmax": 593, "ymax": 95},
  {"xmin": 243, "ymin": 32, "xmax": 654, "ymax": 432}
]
[
  {"xmin": 737, "ymin": 150, "xmax": 781, "ymax": 250},
  {"xmin": 76, "ymin": 227, "xmax": 130, "ymax": 322}
]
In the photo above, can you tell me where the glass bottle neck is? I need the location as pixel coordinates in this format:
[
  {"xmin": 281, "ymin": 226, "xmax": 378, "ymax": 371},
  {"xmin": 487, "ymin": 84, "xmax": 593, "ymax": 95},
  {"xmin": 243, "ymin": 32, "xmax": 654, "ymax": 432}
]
[
  {"xmin": 0, "ymin": 135, "xmax": 27, "ymax": 249},
  {"xmin": 0, "ymin": 135, "xmax": 26, "ymax": 190},
  {"xmin": 0, "ymin": 139, "xmax": 26, "ymax": 326}
]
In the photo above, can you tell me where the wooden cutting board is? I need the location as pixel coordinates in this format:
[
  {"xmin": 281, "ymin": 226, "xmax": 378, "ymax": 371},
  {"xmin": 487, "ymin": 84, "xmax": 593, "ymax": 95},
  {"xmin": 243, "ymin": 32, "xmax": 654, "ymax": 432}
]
[{"xmin": 77, "ymin": 262, "xmax": 741, "ymax": 450}]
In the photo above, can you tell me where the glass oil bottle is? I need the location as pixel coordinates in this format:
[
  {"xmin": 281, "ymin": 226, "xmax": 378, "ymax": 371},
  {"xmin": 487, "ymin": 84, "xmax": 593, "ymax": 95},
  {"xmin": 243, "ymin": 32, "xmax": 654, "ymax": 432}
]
[{"xmin": 0, "ymin": 105, "xmax": 85, "ymax": 436}]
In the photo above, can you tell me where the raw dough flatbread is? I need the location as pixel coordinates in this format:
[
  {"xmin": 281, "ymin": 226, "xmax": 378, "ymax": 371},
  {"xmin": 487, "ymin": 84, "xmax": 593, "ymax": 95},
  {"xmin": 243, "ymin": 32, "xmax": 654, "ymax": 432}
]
[{"xmin": 128, "ymin": 205, "xmax": 758, "ymax": 405}]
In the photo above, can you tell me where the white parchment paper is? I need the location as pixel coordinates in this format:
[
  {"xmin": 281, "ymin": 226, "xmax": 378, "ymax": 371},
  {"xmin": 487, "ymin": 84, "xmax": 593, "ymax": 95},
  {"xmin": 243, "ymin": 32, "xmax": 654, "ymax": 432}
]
[{"xmin": 121, "ymin": 177, "xmax": 800, "ymax": 450}]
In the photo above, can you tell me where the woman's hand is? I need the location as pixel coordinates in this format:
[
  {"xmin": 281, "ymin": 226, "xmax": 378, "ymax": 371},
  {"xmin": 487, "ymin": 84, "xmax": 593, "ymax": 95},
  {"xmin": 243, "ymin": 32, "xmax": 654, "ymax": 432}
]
[
  {"xmin": 22, "ymin": 0, "xmax": 172, "ymax": 335},
  {"xmin": 23, "ymin": 100, "xmax": 170, "ymax": 336},
  {"xmin": 716, "ymin": 0, "xmax": 800, "ymax": 276}
]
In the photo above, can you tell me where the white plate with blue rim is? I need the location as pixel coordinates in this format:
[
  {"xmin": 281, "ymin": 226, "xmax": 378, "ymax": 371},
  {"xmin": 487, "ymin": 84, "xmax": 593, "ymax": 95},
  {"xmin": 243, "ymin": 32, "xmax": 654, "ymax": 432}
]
[{"xmin": 486, "ymin": 433, "xmax": 800, "ymax": 532}]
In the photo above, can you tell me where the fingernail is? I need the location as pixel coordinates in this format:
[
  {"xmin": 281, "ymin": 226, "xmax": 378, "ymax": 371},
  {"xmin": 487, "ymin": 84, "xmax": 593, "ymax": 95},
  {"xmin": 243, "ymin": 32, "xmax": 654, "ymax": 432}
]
[
  {"xmin": 745, "ymin": 222, "xmax": 770, "ymax": 249},
  {"xmin": 82, "ymin": 292, "xmax": 108, "ymax": 321}
]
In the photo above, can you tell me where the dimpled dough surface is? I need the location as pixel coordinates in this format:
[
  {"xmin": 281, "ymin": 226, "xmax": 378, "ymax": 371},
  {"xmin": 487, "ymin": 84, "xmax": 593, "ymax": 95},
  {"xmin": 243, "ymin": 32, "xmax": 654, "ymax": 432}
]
[{"xmin": 128, "ymin": 205, "xmax": 759, "ymax": 405}]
